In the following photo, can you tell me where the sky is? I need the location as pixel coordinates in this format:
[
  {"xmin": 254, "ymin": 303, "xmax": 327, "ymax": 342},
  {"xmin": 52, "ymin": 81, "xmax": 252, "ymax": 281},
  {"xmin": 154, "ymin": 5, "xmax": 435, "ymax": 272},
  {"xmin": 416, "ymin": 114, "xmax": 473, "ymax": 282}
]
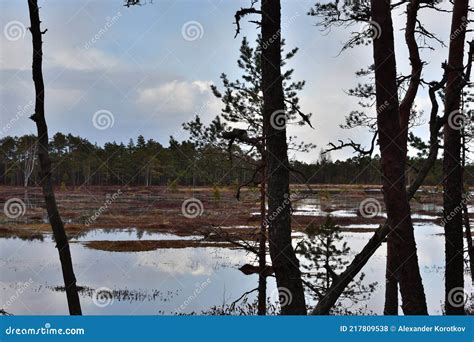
[{"xmin": 0, "ymin": 0, "xmax": 471, "ymax": 162}]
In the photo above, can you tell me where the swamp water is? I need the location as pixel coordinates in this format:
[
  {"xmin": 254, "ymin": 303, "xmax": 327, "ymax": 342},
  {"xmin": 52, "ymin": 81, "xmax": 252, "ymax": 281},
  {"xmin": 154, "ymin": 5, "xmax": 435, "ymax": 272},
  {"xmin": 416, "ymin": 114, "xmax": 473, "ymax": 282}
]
[{"xmin": 1, "ymin": 212, "xmax": 472, "ymax": 315}]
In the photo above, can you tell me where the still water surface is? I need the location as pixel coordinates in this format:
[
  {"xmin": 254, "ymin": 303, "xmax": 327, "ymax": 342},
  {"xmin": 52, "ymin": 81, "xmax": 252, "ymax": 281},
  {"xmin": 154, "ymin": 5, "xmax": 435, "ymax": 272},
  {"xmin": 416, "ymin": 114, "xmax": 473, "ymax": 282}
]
[{"xmin": 1, "ymin": 212, "xmax": 471, "ymax": 315}]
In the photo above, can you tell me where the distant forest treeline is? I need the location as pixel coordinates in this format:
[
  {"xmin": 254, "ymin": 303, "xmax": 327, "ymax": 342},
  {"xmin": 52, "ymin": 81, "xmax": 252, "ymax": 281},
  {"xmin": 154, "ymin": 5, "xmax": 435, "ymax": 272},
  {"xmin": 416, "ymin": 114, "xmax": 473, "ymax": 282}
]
[{"xmin": 1, "ymin": 133, "xmax": 473, "ymax": 187}]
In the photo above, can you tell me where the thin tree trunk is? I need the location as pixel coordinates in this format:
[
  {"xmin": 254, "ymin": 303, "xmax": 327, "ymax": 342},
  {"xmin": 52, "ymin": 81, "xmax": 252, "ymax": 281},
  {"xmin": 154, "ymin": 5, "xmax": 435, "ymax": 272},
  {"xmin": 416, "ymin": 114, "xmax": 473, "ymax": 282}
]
[
  {"xmin": 258, "ymin": 152, "xmax": 267, "ymax": 315},
  {"xmin": 384, "ymin": 0, "xmax": 422, "ymax": 315},
  {"xmin": 443, "ymin": 0, "xmax": 468, "ymax": 316},
  {"xmin": 28, "ymin": 0, "xmax": 82, "ymax": 315},
  {"xmin": 261, "ymin": 0, "xmax": 306, "ymax": 315},
  {"xmin": 399, "ymin": 0, "xmax": 422, "ymax": 153}
]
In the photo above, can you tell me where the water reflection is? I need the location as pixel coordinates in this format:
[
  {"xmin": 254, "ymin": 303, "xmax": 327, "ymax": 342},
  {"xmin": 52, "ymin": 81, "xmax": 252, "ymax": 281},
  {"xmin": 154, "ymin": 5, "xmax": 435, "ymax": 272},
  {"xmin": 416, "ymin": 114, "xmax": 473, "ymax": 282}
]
[
  {"xmin": 0, "ymin": 232, "xmax": 266, "ymax": 315},
  {"xmin": 0, "ymin": 223, "xmax": 471, "ymax": 315}
]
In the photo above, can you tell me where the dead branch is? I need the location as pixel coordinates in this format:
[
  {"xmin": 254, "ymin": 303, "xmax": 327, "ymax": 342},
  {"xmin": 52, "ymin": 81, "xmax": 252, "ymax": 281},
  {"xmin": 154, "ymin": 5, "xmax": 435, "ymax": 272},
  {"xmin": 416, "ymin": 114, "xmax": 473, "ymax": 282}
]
[
  {"xmin": 206, "ymin": 226, "xmax": 259, "ymax": 255},
  {"xmin": 325, "ymin": 131, "xmax": 377, "ymax": 157},
  {"xmin": 234, "ymin": 0, "xmax": 261, "ymax": 38},
  {"xmin": 229, "ymin": 288, "xmax": 258, "ymax": 311}
]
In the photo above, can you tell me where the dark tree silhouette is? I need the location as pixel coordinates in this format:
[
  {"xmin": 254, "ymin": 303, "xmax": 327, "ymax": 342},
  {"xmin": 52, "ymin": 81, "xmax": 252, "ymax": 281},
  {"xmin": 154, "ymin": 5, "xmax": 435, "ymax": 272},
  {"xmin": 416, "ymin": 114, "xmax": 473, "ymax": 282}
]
[
  {"xmin": 370, "ymin": 0, "xmax": 427, "ymax": 315},
  {"xmin": 297, "ymin": 216, "xmax": 377, "ymax": 314},
  {"xmin": 6, "ymin": 133, "xmax": 468, "ymax": 187},
  {"xmin": 443, "ymin": 0, "xmax": 470, "ymax": 315},
  {"xmin": 27, "ymin": 0, "xmax": 82, "ymax": 315},
  {"xmin": 308, "ymin": 0, "xmax": 449, "ymax": 315},
  {"xmin": 310, "ymin": 64, "xmax": 453, "ymax": 315},
  {"xmin": 261, "ymin": 0, "xmax": 307, "ymax": 315},
  {"xmin": 384, "ymin": 0, "xmax": 423, "ymax": 316},
  {"xmin": 184, "ymin": 36, "xmax": 313, "ymax": 315},
  {"xmin": 461, "ymin": 41, "xmax": 473, "ymax": 283}
]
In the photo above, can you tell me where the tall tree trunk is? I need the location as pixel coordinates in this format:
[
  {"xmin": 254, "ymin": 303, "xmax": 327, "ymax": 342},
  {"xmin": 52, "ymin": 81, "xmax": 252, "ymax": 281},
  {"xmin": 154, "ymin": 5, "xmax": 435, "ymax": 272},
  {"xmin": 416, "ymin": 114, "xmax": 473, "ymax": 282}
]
[
  {"xmin": 28, "ymin": 0, "xmax": 82, "ymax": 315},
  {"xmin": 258, "ymin": 152, "xmax": 267, "ymax": 315},
  {"xmin": 443, "ymin": 0, "xmax": 469, "ymax": 316},
  {"xmin": 384, "ymin": 0, "xmax": 422, "ymax": 315},
  {"xmin": 261, "ymin": 0, "xmax": 306, "ymax": 315},
  {"xmin": 371, "ymin": 0, "xmax": 427, "ymax": 315},
  {"xmin": 312, "ymin": 68, "xmax": 446, "ymax": 315}
]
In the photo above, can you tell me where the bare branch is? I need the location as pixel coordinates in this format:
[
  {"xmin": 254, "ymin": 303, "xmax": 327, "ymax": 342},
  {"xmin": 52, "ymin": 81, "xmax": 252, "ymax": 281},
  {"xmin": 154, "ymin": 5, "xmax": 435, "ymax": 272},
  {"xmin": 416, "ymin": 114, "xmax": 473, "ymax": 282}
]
[
  {"xmin": 234, "ymin": 1, "xmax": 261, "ymax": 38},
  {"xmin": 325, "ymin": 131, "xmax": 378, "ymax": 157}
]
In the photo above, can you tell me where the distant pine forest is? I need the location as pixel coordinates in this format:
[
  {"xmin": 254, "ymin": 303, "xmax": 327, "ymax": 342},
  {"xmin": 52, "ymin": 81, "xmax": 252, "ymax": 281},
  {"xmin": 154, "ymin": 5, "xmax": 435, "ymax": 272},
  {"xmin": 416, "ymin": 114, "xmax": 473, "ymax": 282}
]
[{"xmin": 2, "ymin": 133, "xmax": 473, "ymax": 187}]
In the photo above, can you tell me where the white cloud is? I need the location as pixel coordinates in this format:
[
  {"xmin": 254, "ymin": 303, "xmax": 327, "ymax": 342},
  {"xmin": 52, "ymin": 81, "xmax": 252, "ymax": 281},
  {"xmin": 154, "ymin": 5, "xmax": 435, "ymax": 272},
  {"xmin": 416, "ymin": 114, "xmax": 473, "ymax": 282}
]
[
  {"xmin": 137, "ymin": 80, "xmax": 220, "ymax": 117},
  {"xmin": 0, "ymin": 41, "xmax": 122, "ymax": 72},
  {"xmin": 50, "ymin": 48, "xmax": 122, "ymax": 71},
  {"xmin": 0, "ymin": 37, "xmax": 31, "ymax": 70},
  {"xmin": 46, "ymin": 87, "xmax": 84, "ymax": 110}
]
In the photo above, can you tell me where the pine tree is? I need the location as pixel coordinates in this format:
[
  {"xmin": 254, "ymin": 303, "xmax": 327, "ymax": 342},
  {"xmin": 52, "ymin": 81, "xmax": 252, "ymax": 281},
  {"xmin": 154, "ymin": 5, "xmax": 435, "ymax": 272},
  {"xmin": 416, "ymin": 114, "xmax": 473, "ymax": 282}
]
[{"xmin": 298, "ymin": 216, "xmax": 376, "ymax": 314}]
